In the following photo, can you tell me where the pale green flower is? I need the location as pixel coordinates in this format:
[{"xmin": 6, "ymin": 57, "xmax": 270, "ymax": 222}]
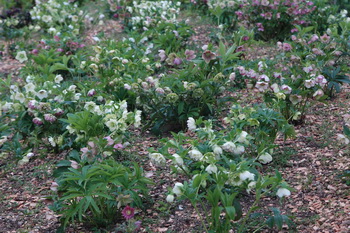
[{"xmin": 15, "ymin": 51, "xmax": 28, "ymax": 63}]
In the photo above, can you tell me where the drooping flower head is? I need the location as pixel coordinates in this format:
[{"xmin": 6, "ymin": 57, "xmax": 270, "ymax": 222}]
[
  {"xmin": 202, "ymin": 50, "xmax": 216, "ymax": 63},
  {"xmin": 185, "ymin": 49, "xmax": 196, "ymax": 60}
]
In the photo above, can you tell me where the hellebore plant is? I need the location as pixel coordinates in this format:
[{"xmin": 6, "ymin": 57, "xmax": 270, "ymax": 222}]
[{"xmin": 149, "ymin": 118, "xmax": 292, "ymax": 232}]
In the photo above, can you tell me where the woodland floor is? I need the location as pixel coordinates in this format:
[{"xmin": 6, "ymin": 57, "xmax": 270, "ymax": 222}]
[{"xmin": 0, "ymin": 16, "xmax": 350, "ymax": 233}]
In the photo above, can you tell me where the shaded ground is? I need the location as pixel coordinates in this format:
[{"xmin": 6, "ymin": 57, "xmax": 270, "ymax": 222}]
[{"xmin": 0, "ymin": 15, "xmax": 350, "ymax": 233}]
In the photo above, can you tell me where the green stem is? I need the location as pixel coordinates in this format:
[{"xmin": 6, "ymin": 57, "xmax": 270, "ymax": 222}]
[
  {"xmin": 237, "ymin": 198, "xmax": 259, "ymax": 233},
  {"xmin": 192, "ymin": 200, "xmax": 209, "ymax": 233},
  {"xmin": 237, "ymin": 187, "xmax": 273, "ymax": 233}
]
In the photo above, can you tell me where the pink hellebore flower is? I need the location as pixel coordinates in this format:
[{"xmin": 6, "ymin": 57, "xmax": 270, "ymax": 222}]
[
  {"xmin": 333, "ymin": 51, "xmax": 342, "ymax": 56},
  {"xmin": 308, "ymin": 34, "xmax": 319, "ymax": 44},
  {"xmin": 277, "ymin": 41, "xmax": 283, "ymax": 50},
  {"xmin": 70, "ymin": 160, "xmax": 79, "ymax": 169},
  {"xmin": 54, "ymin": 108, "xmax": 64, "ymax": 117},
  {"xmin": 255, "ymin": 81, "xmax": 269, "ymax": 92},
  {"xmin": 256, "ymin": 23, "xmax": 264, "ymax": 31},
  {"xmin": 236, "ymin": 45, "xmax": 245, "ymax": 52},
  {"xmin": 281, "ymin": 85, "xmax": 292, "ymax": 94},
  {"xmin": 185, "ymin": 49, "xmax": 196, "ymax": 60},
  {"xmin": 31, "ymin": 49, "xmax": 39, "ymax": 55},
  {"xmin": 313, "ymin": 89, "xmax": 324, "ymax": 98},
  {"xmin": 202, "ymin": 50, "xmax": 216, "ymax": 63},
  {"xmin": 44, "ymin": 114, "xmax": 57, "ymax": 123},
  {"xmin": 104, "ymin": 136, "xmax": 115, "ymax": 146},
  {"xmin": 303, "ymin": 66, "xmax": 313, "ymax": 73},
  {"xmin": 134, "ymin": 221, "xmax": 142, "ymax": 230},
  {"xmin": 113, "ymin": 143, "xmax": 123, "ymax": 149},
  {"xmin": 54, "ymin": 35, "xmax": 60, "ymax": 42},
  {"xmin": 259, "ymin": 74, "xmax": 270, "ymax": 82},
  {"xmin": 304, "ymin": 79, "xmax": 315, "ymax": 88},
  {"xmin": 173, "ymin": 57, "xmax": 182, "ymax": 66},
  {"xmin": 122, "ymin": 206, "xmax": 135, "ymax": 220},
  {"xmin": 315, "ymin": 75, "xmax": 327, "ymax": 87},
  {"xmin": 88, "ymin": 141, "xmax": 98, "ymax": 154},
  {"xmin": 33, "ymin": 117, "xmax": 44, "ymax": 125},
  {"xmin": 158, "ymin": 50, "xmax": 167, "ymax": 61},
  {"xmin": 28, "ymin": 100, "xmax": 37, "ymax": 110},
  {"xmin": 50, "ymin": 182, "xmax": 59, "ymax": 191},
  {"xmin": 312, "ymin": 48, "xmax": 325, "ymax": 56},
  {"xmin": 87, "ymin": 89, "xmax": 96, "ymax": 97},
  {"xmin": 320, "ymin": 34, "xmax": 330, "ymax": 43},
  {"xmin": 282, "ymin": 43, "xmax": 292, "ymax": 51},
  {"xmin": 80, "ymin": 147, "xmax": 89, "ymax": 157}
]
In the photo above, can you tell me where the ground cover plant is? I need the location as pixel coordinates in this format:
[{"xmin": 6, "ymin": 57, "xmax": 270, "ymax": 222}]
[{"xmin": 0, "ymin": 0, "xmax": 350, "ymax": 232}]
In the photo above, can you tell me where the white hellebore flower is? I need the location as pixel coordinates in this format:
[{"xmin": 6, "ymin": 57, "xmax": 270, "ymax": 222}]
[
  {"xmin": 14, "ymin": 92, "xmax": 25, "ymax": 103},
  {"xmin": 172, "ymin": 154, "xmax": 184, "ymax": 166},
  {"xmin": 239, "ymin": 171, "xmax": 255, "ymax": 182},
  {"xmin": 237, "ymin": 131, "xmax": 249, "ymax": 144},
  {"xmin": 337, "ymin": 134, "xmax": 350, "ymax": 145},
  {"xmin": 205, "ymin": 164, "xmax": 218, "ymax": 174},
  {"xmin": 36, "ymin": 90, "xmax": 48, "ymax": 99},
  {"xmin": 222, "ymin": 141, "xmax": 236, "ymax": 153},
  {"xmin": 54, "ymin": 74, "xmax": 63, "ymax": 83},
  {"xmin": 247, "ymin": 181, "xmax": 256, "ymax": 194},
  {"xmin": 25, "ymin": 83, "xmax": 36, "ymax": 93},
  {"xmin": 16, "ymin": 51, "xmax": 28, "ymax": 63},
  {"xmin": 134, "ymin": 110, "xmax": 142, "ymax": 128},
  {"xmin": 276, "ymin": 188, "xmax": 291, "ymax": 198},
  {"xmin": 187, "ymin": 117, "xmax": 196, "ymax": 131},
  {"xmin": 212, "ymin": 145, "xmax": 223, "ymax": 155},
  {"xmin": 149, "ymin": 153, "xmax": 166, "ymax": 165},
  {"xmin": 258, "ymin": 152, "xmax": 273, "ymax": 164},
  {"xmin": 172, "ymin": 182, "xmax": 184, "ymax": 196},
  {"xmin": 166, "ymin": 194, "xmax": 175, "ymax": 203},
  {"xmin": 234, "ymin": 145, "xmax": 245, "ymax": 155},
  {"xmin": 188, "ymin": 149, "xmax": 203, "ymax": 161},
  {"xmin": 304, "ymin": 79, "xmax": 315, "ymax": 88},
  {"xmin": 105, "ymin": 119, "xmax": 118, "ymax": 131}
]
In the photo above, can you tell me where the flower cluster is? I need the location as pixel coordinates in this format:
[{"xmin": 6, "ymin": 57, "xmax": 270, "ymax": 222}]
[
  {"xmin": 30, "ymin": 0, "xmax": 86, "ymax": 35},
  {"xmin": 127, "ymin": 1, "xmax": 181, "ymax": 31},
  {"xmin": 236, "ymin": 0, "xmax": 317, "ymax": 40},
  {"xmin": 150, "ymin": 117, "xmax": 291, "ymax": 230}
]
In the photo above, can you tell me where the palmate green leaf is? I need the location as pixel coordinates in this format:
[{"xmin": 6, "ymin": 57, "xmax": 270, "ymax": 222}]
[
  {"xmin": 344, "ymin": 125, "xmax": 350, "ymax": 137},
  {"xmin": 85, "ymin": 196, "xmax": 101, "ymax": 214},
  {"xmin": 225, "ymin": 206, "xmax": 236, "ymax": 220},
  {"xmin": 178, "ymin": 101, "xmax": 184, "ymax": 115},
  {"xmin": 49, "ymin": 63, "xmax": 68, "ymax": 73},
  {"xmin": 60, "ymin": 192, "xmax": 84, "ymax": 201}
]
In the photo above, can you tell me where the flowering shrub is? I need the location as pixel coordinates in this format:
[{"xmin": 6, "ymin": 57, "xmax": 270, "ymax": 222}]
[
  {"xmin": 30, "ymin": 0, "xmax": 86, "ymax": 35},
  {"xmin": 149, "ymin": 118, "xmax": 292, "ymax": 231},
  {"xmin": 138, "ymin": 42, "xmax": 240, "ymax": 133},
  {"xmin": 207, "ymin": 0, "xmax": 240, "ymax": 29},
  {"xmin": 236, "ymin": 0, "xmax": 317, "ymax": 40},
  {"xmin": 50, "ymin": 157, "xmax": 152, "ymax": 228},
  {"xmin": 235, "ymin": 59, "xmax": 329, "ymax": 122},
  {"xmin": 224, "ymin": 103, "xmax": 295, "ymax": 150},
  {"xmin": 64, "ymin": 100, "xmax": 141, "ymax": 145},
  {"xmin": 125, "ymin": 1, "xmax": 181, "ymax": 31},
  {"xmin": 234, "ymin": 24, "xmax": 350, "ymax": 122},
  {"xmin": 281, "ymin": 25, "xmax": 350, "ymax": 97},
  {"xmin": 78, "ymin": 37, "xmax": 240, "ymax": 134}
]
